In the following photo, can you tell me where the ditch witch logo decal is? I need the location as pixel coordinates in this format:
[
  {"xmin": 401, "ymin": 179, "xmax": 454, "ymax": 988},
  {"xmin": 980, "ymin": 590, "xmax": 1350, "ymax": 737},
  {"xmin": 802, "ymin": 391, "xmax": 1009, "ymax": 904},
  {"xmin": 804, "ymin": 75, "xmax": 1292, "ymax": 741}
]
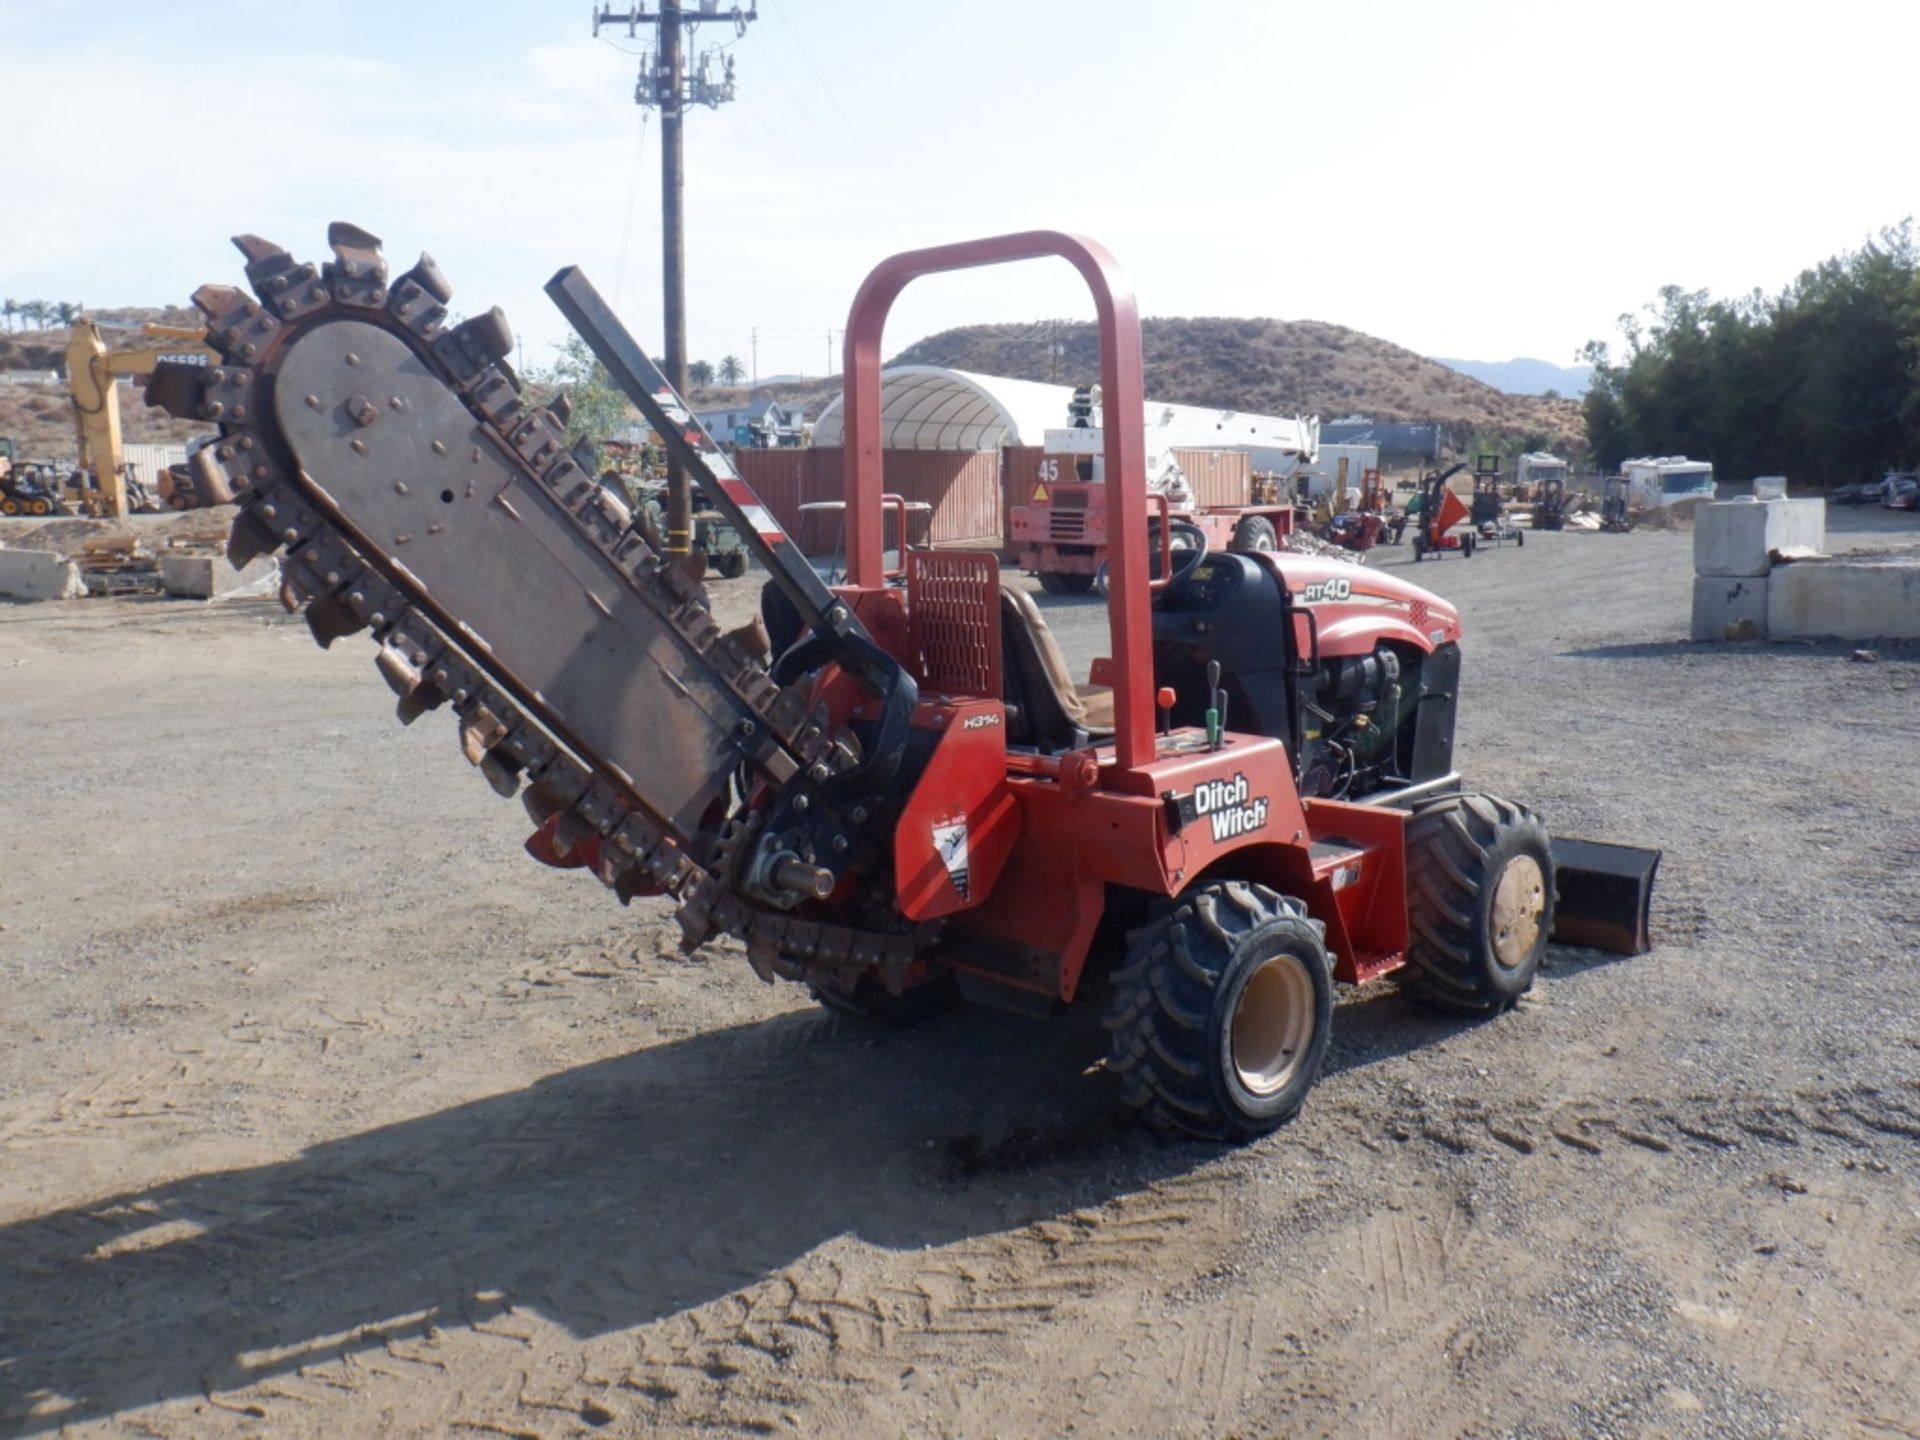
[
  {"xmin": 932, "ymin": 817, "xmax": 971, "ymax": 899},
  {"xmin": 1194, "ymin": 774, "xmax": 1270, "ymax": 842}
]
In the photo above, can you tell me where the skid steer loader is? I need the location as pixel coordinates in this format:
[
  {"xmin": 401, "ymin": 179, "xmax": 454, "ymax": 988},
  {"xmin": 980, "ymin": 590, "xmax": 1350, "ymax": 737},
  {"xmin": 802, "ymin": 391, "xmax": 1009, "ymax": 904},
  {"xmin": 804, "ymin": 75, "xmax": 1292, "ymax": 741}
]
[{"xmin": 147, "ymin": 224, "xmax": 1659, "ymax": 1141}]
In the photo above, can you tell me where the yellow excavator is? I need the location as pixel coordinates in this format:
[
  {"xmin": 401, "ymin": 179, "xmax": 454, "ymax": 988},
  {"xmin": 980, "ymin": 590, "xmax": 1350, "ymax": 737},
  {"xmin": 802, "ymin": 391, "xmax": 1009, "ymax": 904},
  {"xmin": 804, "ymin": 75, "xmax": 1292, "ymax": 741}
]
[{"xmin": 65, "ymin": 318, "xmax": 216, "ymax": 517}]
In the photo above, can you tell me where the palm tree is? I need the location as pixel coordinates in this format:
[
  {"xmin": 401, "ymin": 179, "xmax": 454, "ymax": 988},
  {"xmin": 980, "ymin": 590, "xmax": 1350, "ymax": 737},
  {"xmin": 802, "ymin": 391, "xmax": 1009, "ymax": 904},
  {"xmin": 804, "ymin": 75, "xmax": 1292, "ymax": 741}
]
[
  {"xmin": 20, "ymin": 300, "xmax": 48, "ymax": 330},
  {"xmin": 55, "ymin": 301, "xmax": 79, "ymax": 328},
  {"xmin": 688, "ymin": 359, "xmax": 715, "ymax": 386},
  {"xmin": 717, "ymin": 354, "xmax": 744, "ymax": 385},
  {"xmin": 2, "ymin": 299, "xmax": 16, "ymax": 332}
]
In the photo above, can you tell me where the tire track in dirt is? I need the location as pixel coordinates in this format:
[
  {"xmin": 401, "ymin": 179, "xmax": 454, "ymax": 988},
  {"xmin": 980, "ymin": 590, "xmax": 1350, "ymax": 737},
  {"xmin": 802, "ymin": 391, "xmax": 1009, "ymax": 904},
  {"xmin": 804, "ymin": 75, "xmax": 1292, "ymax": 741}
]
[{"xmin": 1329, "ymin": 1078, "xmax": 1920, "ymax": 1171}]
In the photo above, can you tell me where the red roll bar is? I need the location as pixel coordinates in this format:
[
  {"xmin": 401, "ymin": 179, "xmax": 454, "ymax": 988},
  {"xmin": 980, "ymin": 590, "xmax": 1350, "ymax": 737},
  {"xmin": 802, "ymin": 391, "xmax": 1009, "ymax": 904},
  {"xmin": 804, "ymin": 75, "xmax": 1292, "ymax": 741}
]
[{"xmin": 839, "ymin": 232, "xmax": 1155, "ymax": 770}]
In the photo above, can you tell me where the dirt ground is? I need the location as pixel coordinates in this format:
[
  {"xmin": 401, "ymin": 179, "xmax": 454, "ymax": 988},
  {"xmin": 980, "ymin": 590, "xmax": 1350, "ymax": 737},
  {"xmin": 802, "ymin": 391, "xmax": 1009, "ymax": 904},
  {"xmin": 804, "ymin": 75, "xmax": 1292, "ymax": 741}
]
[{"xmin": 3, "ymin": 509, "xmax": 1918, "ymax": 1439}]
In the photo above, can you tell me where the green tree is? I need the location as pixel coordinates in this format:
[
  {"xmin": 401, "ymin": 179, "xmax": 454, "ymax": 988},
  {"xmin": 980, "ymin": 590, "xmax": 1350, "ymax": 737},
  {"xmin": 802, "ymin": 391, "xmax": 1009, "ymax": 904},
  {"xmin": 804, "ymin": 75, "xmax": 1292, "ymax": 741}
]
[
  {"xmin": 55, "ymin": 301, "xmax": 79, "ymax": 328},
  {"xmin": 688, "ymin": 359, "xmax": 715, "ymax": 386},
  {"xmin": 537, "ymin": 333, "xmax": 636, "ymax": 473},
  {"xmin": 1580, "ymin": 222, "xmax": 1920, "ymax": 483},
  {"xmin": 2, "ymin": 298, "xmax": 16, "ymax": 332},
  {"xmin": 20, "ymin": 300, "xmax": 48, "ymax": 329},
  {"xmin": 718, "ymin": 354, "xmax": 744, "ymax": 385}
]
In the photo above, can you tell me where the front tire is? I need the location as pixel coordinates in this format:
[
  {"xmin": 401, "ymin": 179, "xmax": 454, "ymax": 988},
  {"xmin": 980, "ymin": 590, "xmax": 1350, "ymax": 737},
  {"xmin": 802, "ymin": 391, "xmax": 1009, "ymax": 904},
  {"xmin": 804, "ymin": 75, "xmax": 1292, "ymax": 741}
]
[
  {"xmin": 712, "ymin": 549, "xmax": 749, "ymax": 579},
  {"xmin": 1400, "ymin": 794, "xmax": 1554, "ymax": 1014},
  {"xmin": 1105, "ymin": 882, "xmax": 1333, "ymax": 1141},
  {"xmin": 1037, "ymin": 570, "xmax": 1094, "ymax": 596}
]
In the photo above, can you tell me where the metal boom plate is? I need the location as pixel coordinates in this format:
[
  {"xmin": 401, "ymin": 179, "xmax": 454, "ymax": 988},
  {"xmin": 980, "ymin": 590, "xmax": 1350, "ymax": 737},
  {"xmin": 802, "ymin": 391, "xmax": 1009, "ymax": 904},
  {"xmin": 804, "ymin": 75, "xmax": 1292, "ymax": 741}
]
[{"xmin": 275, "ymin": 319, "xmax": 751, "ymax": 836}]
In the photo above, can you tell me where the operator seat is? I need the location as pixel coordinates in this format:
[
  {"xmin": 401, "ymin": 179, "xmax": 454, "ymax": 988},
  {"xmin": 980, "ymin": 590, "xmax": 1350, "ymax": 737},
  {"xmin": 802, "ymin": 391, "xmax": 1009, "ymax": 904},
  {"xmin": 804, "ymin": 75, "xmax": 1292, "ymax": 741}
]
[{"xmin": 998, "ymin": 586, "xmax": 1114, "ymax": 749}]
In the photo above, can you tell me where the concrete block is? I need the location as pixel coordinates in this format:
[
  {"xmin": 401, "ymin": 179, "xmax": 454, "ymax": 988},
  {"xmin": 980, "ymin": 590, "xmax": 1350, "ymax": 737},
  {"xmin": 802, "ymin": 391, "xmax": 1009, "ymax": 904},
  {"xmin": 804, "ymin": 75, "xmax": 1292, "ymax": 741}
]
[
  {"xmin": 1692, "ymin": 573, "xmax": 1769, "ymax": 640},
  {"xmin": 1768, "ymin": 559, "xmax": 1920, "ymax": 640},
  {"xmin": 161, "ymin": 553, "xmax": 278, "ymax": 599},
  {"xmin": 0, "ymin": 547, "xmax": 85, "ymax": 601},
  {"xmin": 1693, "ymin": 497, "xmax": 1826, "ymax": 577}
]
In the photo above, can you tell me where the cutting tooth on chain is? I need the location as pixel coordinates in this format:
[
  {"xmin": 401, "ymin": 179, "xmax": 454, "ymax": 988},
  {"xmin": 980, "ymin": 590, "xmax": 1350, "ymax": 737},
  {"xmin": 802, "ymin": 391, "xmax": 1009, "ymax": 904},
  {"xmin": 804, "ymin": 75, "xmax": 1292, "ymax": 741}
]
[
  {"xmin": 460, "ymin": 706, "xmax": 509, "ymax": 765},
  {"xmin": 398, "ymin": 252, "xmax": 453, "ymax": 304},
  {"xmin": 304, "ymin": 594, "xmax": 366, "ymax": 650}
]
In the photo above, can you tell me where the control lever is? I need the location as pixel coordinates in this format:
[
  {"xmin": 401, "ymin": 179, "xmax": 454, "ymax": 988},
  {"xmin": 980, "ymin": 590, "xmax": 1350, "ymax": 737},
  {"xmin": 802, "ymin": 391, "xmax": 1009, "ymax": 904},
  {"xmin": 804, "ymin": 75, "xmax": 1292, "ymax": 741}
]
[{"xmin": 1205, "ymin": 660, "xmax": 1224, "ymax": 751}]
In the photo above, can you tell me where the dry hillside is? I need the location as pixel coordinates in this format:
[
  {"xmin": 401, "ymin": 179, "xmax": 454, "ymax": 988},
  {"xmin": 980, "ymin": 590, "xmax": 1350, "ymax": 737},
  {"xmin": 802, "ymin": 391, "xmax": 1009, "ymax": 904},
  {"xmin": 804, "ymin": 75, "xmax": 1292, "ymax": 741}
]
[{"xmin": 889, "ymin": 318, "xmax": 1586, "ymax": 451}]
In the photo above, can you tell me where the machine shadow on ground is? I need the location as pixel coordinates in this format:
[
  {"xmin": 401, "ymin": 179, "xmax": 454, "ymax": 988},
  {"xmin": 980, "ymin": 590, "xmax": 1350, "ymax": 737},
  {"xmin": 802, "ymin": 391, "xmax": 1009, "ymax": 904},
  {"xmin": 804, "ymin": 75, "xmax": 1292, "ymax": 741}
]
[{"xmin": 0, "ymin": 967, "xmax": 1496, "ymax": 1432}]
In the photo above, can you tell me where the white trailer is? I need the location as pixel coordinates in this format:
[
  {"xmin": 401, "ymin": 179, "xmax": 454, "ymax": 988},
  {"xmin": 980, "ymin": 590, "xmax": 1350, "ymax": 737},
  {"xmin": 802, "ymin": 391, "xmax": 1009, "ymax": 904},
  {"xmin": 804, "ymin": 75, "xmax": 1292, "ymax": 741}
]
[
  {"xmin": 1622, "ymin": 456, "xmax": 1714, "ymax": 506},
  {"xmin": 1515, "ymin": 452, "xmax": 1569, "ymax": 491}
]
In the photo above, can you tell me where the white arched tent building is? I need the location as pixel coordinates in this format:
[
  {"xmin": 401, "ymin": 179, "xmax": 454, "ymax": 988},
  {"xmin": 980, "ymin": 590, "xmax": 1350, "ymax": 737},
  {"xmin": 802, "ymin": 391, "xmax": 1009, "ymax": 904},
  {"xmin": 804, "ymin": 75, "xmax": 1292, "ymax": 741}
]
[
  {"xmin": 733, "ymin": 366, "xmax": 1317, "ymax": 552},
  {"xmin": 810, "ymin": 366, "xmax": 1073, "ymax": 452}
]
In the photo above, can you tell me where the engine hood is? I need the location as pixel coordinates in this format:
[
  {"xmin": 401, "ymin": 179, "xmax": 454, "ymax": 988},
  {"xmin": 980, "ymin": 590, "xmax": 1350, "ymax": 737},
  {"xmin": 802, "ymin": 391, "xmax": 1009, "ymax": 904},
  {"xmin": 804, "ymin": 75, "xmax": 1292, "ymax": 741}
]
[{"xmin": 1251, "ymin": 551, "xmax": 1461, "ymax": 655}]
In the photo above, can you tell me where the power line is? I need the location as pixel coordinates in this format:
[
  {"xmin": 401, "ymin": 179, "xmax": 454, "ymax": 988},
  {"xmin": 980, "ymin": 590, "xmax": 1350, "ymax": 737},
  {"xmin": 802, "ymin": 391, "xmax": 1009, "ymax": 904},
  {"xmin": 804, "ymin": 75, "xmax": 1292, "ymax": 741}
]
[
  {"xmin": 611, "ymin": 108, "xmax": 652, "ymax": 311},
  {"xmin": 761, "ymin": 0, "xmax": 900, "ymax": 205}
]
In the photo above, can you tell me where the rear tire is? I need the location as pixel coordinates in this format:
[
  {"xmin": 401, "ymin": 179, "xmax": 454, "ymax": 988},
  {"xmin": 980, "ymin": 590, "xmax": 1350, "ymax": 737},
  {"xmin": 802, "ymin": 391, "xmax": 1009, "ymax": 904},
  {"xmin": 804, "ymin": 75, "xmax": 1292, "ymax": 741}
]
[
  {"xmin": 1515, "ymin": 529, "xmax": 1525, "ymax": 547},
  {"xmin": 1037, "ymin": 571, "xmax": 1094, "ymax": 596},
  {"xmin": 1231, "ymin": 515, "xmax": 1277, "ymax": 553},
  {"xmin": 811, "ymin": 971, "xmax": 958, "ymax": 1028},
  {"xmin": 1105, "ymin": 882, "xmax": 1333, "ymax": 1141},
  {"xmin": 1400, "ymin": 793, "xmax": 1554, "ymax": 1014},
  {"xmin": 713, "ymin": 549, "xmax": 749, "ymax": 579},
  {"xmin": 1411, "ymin": 536, "xmax": 1425, "ymax": 562}
]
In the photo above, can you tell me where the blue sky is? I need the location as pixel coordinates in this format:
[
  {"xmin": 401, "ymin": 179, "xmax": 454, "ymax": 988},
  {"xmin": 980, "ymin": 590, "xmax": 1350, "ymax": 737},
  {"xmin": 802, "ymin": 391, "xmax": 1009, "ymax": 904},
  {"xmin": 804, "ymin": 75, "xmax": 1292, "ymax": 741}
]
[{"xmin": 4, "ymin": 0, "xmax": 1915, "ymax": 385}]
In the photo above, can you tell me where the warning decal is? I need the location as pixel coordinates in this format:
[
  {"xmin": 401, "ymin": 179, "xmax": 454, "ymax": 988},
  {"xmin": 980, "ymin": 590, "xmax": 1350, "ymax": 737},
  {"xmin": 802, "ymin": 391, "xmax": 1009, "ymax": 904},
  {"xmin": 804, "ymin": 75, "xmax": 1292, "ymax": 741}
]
[
  {"xmin": 932, "ymin": 817, "xmax": 971, "ymax": 900},
  {"xmin": 1031, "ymin": 482, "xmax": 1049, "ymax": 503}
]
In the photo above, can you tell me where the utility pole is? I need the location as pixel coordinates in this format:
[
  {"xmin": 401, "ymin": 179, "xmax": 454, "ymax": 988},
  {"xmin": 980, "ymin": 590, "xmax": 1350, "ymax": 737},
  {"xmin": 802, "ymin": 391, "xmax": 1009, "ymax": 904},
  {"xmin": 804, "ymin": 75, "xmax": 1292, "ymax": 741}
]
[{"xmin": 593, "ymin": 2, "xmax": 756, "ymax": 553}]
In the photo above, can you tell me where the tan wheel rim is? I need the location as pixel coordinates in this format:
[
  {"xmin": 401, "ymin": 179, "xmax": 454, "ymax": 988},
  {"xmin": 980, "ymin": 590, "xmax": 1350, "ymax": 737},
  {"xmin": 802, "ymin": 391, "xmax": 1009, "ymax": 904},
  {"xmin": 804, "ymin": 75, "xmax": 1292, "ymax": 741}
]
[
  {"xmin": 1491, "ymin": 853, "xmax": 1547, "ymax": 969},
  {"xmin": 1231, "ymin": 952, "xmax": 1316, "ymax": 1097}
]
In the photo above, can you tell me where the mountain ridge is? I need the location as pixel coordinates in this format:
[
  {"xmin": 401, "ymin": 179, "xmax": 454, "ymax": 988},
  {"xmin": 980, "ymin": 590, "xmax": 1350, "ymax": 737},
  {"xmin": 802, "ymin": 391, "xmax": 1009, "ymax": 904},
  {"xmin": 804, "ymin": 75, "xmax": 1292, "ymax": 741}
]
[
  {"xmin": 881, "ymin": 318, "xmax": 1584, "ymax": 450},
  {"xmin": 1435, "ymin": 355, "xmax": 1592, "ymax": 397}
]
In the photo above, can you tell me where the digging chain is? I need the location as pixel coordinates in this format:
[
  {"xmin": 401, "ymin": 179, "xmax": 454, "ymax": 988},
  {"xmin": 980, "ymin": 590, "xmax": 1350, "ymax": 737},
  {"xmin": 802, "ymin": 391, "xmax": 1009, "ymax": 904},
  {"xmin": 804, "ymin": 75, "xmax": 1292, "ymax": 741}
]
[{"xmin": 153, "ymin": 223, "xmax": 926, "ymax": 981}]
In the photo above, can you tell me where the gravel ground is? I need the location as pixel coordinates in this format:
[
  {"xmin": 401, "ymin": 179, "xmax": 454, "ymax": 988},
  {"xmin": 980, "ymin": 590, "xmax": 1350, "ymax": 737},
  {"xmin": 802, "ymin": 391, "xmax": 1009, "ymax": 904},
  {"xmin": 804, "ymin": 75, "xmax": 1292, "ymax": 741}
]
[{"xmin": 2, "ymin": 508, "xmax": 1917, "ymax": 1439}]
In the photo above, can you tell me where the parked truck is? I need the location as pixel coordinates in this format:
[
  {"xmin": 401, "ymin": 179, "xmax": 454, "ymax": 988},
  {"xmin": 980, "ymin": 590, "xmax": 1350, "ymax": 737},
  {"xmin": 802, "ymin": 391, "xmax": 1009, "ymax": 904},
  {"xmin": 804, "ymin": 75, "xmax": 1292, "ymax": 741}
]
[{"xmin": 1011, "ymin": 386, "xmax": 1318, "ymax": 594}]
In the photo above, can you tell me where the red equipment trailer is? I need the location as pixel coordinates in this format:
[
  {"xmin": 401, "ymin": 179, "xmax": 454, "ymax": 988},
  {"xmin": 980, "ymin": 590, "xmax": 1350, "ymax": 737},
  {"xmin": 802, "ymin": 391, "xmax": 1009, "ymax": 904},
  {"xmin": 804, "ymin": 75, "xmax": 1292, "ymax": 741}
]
[{"xmin": 151, "ymin": 223, "xmax": 1660, "ymax": 1144}]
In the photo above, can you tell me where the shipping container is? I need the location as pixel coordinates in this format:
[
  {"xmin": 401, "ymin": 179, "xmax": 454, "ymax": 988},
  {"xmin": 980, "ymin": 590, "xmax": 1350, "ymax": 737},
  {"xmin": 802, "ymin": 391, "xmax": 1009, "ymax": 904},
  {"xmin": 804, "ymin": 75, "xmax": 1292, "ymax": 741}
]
[
  {"xmin": 1171, "ymin": 448, "xmax": 1252, "ymax": 509},
  {"xmin": 732, "ymin": 447, "xmax": 1004, "ymax": 550}
]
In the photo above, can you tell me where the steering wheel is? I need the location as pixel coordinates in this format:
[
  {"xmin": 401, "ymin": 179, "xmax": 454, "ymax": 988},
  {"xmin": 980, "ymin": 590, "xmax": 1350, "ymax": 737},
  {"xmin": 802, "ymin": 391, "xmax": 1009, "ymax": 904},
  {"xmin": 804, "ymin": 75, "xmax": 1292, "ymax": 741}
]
[{"xmin": 1159, "ymin": 520, "xmax": 1211, "ymax": 585}]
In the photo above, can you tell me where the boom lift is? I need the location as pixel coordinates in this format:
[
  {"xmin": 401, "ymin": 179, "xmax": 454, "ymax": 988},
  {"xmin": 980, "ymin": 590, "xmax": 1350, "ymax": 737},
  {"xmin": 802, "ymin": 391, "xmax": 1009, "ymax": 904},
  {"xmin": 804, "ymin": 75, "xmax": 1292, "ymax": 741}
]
[{"xmin": 148, "ymin": 224, "xmax": 1659, "ymax": 1141}]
